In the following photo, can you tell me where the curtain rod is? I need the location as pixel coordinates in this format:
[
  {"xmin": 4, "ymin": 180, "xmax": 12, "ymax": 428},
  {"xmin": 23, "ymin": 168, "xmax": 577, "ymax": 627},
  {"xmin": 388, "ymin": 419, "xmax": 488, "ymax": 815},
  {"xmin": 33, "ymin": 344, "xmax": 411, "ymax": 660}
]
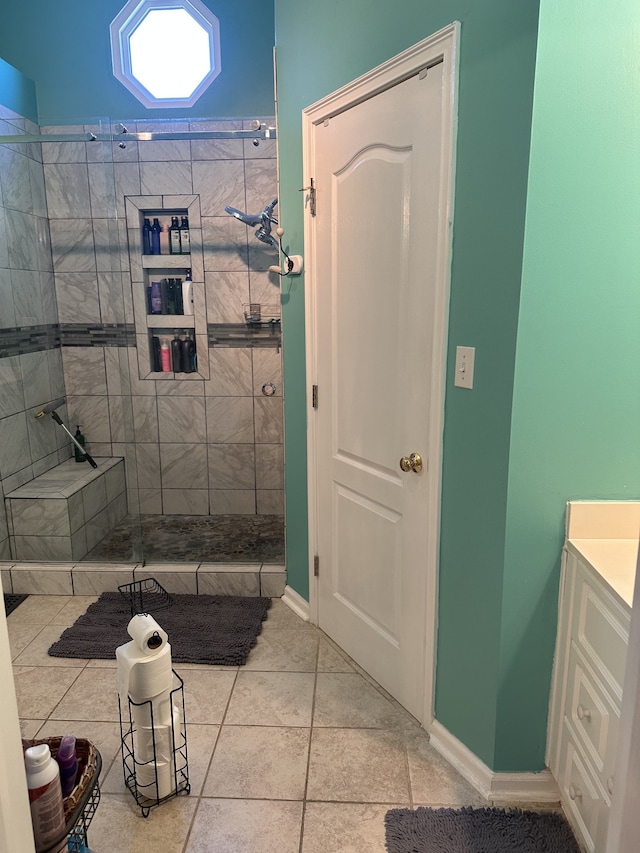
[{"xmin": 0, "ymin": 127, "xmax": 277, "ymax": 144}]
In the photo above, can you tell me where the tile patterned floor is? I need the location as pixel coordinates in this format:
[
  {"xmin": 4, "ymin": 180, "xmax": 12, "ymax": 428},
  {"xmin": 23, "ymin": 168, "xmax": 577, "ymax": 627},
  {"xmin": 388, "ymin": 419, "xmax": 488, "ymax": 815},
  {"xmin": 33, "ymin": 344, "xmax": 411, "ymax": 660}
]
[
  {"xmin": 9, "ymin": 594, "xmax": 489, "ymax": 852},
  {"xmin": 83, "ymin": 513, "xmax": 285, "ymax": 563}
]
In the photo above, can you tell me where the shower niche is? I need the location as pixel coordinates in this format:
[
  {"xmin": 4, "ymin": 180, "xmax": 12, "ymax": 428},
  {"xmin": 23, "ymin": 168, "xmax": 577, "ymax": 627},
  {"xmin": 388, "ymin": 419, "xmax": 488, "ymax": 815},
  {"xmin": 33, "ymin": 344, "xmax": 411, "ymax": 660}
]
[{"xmin": 125, "ymin": 195, "xmax": 209, "ymax": 381}]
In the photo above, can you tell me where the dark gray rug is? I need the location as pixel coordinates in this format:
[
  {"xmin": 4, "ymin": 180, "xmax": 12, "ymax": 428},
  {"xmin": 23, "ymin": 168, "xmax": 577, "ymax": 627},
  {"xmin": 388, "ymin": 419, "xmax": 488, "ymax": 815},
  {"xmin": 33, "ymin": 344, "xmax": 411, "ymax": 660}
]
[
  {"xmin": 385, "ymin": 807, "xmax": 581, "ymax": 853},
  {"xmin": 48, "ymin": 592, "xmax": 271, "ymax": 666}
]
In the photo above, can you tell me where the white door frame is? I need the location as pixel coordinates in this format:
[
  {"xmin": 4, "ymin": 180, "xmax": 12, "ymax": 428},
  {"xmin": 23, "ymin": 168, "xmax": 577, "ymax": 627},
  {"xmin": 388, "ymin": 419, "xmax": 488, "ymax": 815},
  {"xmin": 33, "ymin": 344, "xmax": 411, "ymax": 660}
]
[{"xmin": 302, "ymin": 23, "xmax": 459, "ymax": 728}]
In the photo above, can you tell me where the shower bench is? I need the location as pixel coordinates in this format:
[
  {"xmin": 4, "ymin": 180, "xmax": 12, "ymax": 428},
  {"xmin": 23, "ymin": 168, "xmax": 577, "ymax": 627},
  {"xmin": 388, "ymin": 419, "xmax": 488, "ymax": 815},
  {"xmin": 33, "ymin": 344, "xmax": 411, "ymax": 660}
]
[{"xmin": 4, "ymin": 457, "xmax": 126, "ymax": 562}]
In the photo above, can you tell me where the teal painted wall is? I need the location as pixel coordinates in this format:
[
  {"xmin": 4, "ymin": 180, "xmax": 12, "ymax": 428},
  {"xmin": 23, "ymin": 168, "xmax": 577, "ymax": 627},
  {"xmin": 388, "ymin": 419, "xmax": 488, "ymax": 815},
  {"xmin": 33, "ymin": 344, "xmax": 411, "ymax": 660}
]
[
  {"xmin": 274, "ymin": 0, "xmax": 540, "ymax": 768},
  {"xmin": 0, "ymin": 58, "xmax": 37, "ymax": 123},
  {"xmin": 0, "ymin": 1, "xmax": 274, "ymax": 122},
  {"xmin": 498, "ymin": 0, "xmax": 640, "ymax": 769}
]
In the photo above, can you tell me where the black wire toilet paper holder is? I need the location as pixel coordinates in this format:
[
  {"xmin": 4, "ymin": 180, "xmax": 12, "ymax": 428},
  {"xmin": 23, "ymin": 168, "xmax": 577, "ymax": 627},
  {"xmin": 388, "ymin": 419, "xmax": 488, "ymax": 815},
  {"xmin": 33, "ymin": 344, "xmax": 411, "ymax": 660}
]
[{"xmin": 118, "ymin": 670, "xmax": 190, "ymax": 817}]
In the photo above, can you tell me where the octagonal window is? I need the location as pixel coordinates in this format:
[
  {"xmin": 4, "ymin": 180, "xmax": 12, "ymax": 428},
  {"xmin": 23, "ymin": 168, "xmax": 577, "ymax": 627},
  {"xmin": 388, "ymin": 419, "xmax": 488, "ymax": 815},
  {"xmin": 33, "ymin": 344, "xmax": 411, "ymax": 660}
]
[{"xmin": 110, "ymin": 0, "xmax": 221, "ymax": 109}]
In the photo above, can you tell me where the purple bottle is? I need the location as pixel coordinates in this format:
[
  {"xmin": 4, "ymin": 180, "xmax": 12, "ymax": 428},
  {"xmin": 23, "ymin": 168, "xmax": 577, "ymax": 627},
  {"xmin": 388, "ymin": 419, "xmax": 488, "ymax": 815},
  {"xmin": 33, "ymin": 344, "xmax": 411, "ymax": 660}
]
[
  {"xmin": 56, "ymin": 735, "xmax": 78, "ymax": 797},
  {"xmin": 150, "ymin": 281, "xmax": 162, "ymax": 314}
]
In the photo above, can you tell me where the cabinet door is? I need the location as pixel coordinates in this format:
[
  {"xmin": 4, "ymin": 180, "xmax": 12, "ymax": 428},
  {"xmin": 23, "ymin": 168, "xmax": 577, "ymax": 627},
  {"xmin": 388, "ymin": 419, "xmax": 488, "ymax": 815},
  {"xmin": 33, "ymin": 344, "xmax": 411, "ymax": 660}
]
[
  {"xmin": 571, "ymin": 562, "xmax": 630, "ymax": 703},
  {"xmin": 558, "ymin": 726, "xmax": 610, "ymax": 853},
  {"xmin": 566, "ymin": 645, "xmax": 620, "ymax": 792}
]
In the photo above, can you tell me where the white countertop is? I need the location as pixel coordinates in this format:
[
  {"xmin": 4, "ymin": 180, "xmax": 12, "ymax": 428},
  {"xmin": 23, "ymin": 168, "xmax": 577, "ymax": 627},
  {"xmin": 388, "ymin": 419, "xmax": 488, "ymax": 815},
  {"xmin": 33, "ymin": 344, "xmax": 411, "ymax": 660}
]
[
  {"xmin": 567, "ymin": 538, "xmax": 638, "ymax": 609},
  {"xmin": 565, "ymin": 501, "xmax": 640, "ymax": 609}
]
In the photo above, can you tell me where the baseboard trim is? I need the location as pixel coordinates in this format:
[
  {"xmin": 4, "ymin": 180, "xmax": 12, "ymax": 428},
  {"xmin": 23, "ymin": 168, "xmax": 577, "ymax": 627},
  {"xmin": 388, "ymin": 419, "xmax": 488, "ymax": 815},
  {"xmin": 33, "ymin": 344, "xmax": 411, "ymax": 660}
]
[
  {"xmin": 429, "ymin": 720, "xmax": 560, "ymax": 803},
  {"xmin": 281, "ymin": 585, "xmax": 310, "ymax": 622}
]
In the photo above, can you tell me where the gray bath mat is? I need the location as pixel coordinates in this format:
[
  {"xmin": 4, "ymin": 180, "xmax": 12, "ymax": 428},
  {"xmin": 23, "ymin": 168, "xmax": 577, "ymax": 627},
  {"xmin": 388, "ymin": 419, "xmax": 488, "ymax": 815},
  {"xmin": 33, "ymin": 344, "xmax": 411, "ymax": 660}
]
[
  {"xmin": 48, "ymin": 592, "xmax": 271, "ymax": 666},
  {"xmin": 385, "ymin": 806, "xmax": 581, "ymax": 853}
]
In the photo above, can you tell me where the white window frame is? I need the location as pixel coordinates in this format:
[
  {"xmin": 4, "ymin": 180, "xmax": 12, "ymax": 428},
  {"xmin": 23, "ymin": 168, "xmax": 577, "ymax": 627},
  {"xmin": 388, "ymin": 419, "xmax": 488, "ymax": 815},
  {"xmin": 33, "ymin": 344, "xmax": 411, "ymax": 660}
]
[{"xmin": 110, "ymin": 0, "xmax": 222, "ymax": 109}]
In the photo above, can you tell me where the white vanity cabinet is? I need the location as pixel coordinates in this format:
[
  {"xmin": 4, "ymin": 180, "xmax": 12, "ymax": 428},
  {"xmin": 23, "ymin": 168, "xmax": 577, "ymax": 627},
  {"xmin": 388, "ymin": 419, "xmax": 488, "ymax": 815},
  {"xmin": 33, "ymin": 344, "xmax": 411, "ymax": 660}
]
[{"xmin": 548, "ymin": 546, "xmax": 631, "ymax": 852}]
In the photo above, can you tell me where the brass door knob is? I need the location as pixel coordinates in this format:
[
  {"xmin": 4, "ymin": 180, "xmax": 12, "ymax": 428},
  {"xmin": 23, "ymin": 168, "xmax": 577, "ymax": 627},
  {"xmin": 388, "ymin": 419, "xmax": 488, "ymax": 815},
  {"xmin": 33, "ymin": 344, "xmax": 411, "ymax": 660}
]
[{"xmin": 400, "ymin": 453, "xmax": 423, "ymax": 473}]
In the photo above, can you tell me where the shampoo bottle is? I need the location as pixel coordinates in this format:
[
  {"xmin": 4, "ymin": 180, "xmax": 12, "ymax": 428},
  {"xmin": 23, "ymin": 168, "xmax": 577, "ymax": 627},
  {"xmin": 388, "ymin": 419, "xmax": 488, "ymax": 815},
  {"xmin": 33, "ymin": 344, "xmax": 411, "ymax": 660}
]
[
  {"xmin": 151, "ymin": 218, "xmax": 161, "ymax": 255},
  {"xmin": 160, "ymin": 223, "xmax": 170, "ymax": 255},
  {"xmin": 180, "ymin": 216, "xmax": 190, "ymax": 254},
  {"xmin": 25, "ymin": 743, "xmax": 66, "ymax": 853},
  {"xmin": 170, "ymin": 334, "xmax": 183, "ymax": 373},
  {"xmin": 74, "ymin": 427, "xmax": 86, "ymax": 463},
  {"xmin": 142, "ymin": 218, "xmax": 152, "ymax": 255},
  {"xmin": 181, "ymin": 332, "xmax": 195, "ymax": 374},
  {"xmin": 151, "ymin": 335, "xmax": 162, "ymax": 372},
  {"xmin": 56, "ymin": 736, "xmax": 78, "ymax": 798},
  {"xmin": 160, "ymin": 341, "xmax": 171, "ymax": 372},
  {"xmin": 150, "ymin": 281, "xmax": 162, "ymax": 314},
  {"xmin": 182, "ymin": 270, "xmax": 194, "ymax": 316},
  {"xmin": 169, "ymin": 216, "xmax": 181, "ymax": 254}
]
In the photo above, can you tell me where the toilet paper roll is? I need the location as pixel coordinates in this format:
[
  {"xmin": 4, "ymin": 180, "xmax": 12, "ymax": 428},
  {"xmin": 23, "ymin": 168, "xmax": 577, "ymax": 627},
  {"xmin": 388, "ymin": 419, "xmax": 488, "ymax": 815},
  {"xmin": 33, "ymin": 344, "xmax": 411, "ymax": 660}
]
[
  {"xmin": 136, "ymin": 759, "xmax": 175, "ymax": 801},
  {"xmin": 134, "ymin": 704, "xmax": 181, "ymax": 764},
  {"xmin": 116, "ymin": 641, "xmax": 173, "ymax": 706},
  {"xmin": 127, "ymin": 614, "xmax": 168, "ymax": 655},
  {"xmin": 130, "ymin": 683, "xmax": 173, "ymax": 730}
]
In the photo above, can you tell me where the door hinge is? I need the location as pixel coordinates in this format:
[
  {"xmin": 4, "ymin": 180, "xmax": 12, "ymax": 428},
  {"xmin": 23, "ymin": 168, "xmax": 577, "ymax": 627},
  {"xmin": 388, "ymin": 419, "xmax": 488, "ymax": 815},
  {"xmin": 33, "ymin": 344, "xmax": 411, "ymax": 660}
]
[
  {"xmin": 313, "ymin": 555, "xmax": 320, "ymax": 577},
  {"xmin": 312, "ymin": 384, "xmax": 318, "ymax": 409},
  {"xmin": 299, "ymin": 178, "xmax": 316, "ymax": 216}
]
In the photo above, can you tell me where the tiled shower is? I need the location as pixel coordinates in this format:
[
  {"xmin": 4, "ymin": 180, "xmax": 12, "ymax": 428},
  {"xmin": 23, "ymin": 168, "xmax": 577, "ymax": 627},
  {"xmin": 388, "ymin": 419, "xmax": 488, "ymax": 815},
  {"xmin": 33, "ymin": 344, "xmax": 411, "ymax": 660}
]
[{"xmin": 0, "ymin": 102, "xmax": 284, "ymax": 564}]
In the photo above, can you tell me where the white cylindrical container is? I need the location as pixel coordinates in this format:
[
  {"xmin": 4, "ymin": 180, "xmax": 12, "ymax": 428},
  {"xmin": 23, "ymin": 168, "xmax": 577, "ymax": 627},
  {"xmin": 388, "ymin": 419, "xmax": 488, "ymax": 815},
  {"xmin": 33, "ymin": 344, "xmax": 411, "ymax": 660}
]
[{"xmin": 24, "ymin": 744, "xmax": 67, "ymax": 853}]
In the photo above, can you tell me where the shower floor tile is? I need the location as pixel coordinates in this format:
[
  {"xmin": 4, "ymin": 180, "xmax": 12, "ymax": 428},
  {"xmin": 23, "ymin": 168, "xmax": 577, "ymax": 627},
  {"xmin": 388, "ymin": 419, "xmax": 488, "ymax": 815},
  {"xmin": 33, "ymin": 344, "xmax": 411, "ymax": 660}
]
[{"xmin": 82, "ymin": 513, "xmax": 285, "ymax": 563}]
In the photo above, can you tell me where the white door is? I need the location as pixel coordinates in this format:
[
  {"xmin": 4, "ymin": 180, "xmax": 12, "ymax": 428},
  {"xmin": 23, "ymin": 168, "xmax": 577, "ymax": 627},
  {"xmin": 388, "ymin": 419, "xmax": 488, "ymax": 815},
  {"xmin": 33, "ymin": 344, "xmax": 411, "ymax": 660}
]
[{"xmin": 304, "ymin": 31, "xmax": 456, "ymax": 723}]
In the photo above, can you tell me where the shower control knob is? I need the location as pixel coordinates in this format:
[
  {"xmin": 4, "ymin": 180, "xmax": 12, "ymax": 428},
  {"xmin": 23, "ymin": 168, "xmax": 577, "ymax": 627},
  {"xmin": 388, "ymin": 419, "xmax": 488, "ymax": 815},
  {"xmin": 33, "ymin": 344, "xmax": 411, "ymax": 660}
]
[{"xmin": 262, "ymin": 382, "xmax": 277, "ymax": 397}]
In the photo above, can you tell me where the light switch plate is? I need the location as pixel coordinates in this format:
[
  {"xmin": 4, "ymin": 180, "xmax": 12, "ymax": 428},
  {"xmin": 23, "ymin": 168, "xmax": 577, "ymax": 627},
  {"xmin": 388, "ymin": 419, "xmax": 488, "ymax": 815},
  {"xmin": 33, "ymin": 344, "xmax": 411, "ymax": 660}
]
[{"xmin": 454, "ymin": 346, "xmax": 475, "ymax": 389}]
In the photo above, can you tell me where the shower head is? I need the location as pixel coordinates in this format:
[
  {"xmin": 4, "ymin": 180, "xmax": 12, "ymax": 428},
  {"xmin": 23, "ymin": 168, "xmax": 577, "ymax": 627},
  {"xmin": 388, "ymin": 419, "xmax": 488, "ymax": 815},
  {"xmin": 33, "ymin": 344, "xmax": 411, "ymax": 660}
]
[{"xmin": 225, "ymin": 198, "xmax": 279, "ymax": 250}]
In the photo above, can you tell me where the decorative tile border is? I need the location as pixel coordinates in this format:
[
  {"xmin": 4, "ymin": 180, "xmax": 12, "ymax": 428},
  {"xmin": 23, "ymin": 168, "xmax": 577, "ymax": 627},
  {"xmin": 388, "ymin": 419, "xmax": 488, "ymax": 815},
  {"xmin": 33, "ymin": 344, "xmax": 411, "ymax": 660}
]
[
  {"xmin": 59, "ymin": 323, "xmax": 136, "ymax": 347},
  {"xmin": 0, "ymin": 321, "xmax": 281, "ymax": 359},
  {"xmin": 0, "ymin": 324, "xmax": 60, "ymax": 358}
]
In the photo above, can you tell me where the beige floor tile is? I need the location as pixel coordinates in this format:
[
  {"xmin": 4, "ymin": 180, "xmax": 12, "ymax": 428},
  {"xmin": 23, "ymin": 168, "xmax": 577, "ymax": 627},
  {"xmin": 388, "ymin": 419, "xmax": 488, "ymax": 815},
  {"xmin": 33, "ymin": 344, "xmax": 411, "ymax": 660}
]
[
  {"xmin": 181, "ymin": 723, "xmax": 220, "ymax": 795},
  {"xmin": 7, "ymin": 595, "xmax": 72, "ymax": 626},
  {"xmin": 13, "ymin": 624, "xmax": 88, "ymax": 667},
  {"xmin": 405, "ymin": 728, "xmax": 487, "ymax": 806},
  {"xmin": 203, "ymin": 725, "xmax": 310, "ymax": 800},
  {"xmin": 262, "ymin": 598, "xmax": 313, "ymax": 629},
  {"xmin": 307, "ymin": 728, "xmax": 410, "ymax": 803},
  {"xmin": 87, "ymin": 792, "xmax": 196, "ymax": 853},
  {"xmin": 6, "ymin": 622, "xmax": 45, "ymax": 660},
  {"xmin": 243, "ymin": 627, "xmax": 319, "ymax": 672},
  {"xmin": 13, "ymin": 665, "xmax": 83, "ymax": 719},
  {"xmin": 48, "ymin": 595, "xmax": 98, "ymax": 625},
  {"xmin": 313, "ymin": 672, "xmax": 403, "ymax": 728},
  {"xmin": 317, "ymin": 638, "xmax": 355, "ymax": 672},
  {"xmin": 225, "ymin": 671, "xmax": 315, "ymax": 726},
  {"xmin": 51, "ymin": 667, "xmax": 121, "ymax": 721},
  {"xmin": 180, "ymin": 669, "xmax": 237, "ymax": 724},
  {"xmin": 186, "ymin": 798, "xmax": 303, "ymax": 853},
  {"xmin": 20, "ymin": 719, "xmax": 45, "ymax": 739},
  {"xmin": 302, "ymin": 802, "xmax": 398, "ymax": 853}
]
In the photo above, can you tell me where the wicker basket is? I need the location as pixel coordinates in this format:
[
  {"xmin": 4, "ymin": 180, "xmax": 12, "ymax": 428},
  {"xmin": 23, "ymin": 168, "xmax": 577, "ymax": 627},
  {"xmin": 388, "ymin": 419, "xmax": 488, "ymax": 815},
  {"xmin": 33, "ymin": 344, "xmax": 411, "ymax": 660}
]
[{"xmin": 22, "ymin": 736, "xmax": 102, "ymax": 851}]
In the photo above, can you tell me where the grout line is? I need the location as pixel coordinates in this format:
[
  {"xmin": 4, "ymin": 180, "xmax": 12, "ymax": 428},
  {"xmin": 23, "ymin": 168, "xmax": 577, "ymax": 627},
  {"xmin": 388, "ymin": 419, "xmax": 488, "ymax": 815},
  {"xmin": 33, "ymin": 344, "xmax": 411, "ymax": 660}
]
[{"xmin": 297, "ymin": 629, "xmax": 320, "ymax": 852}]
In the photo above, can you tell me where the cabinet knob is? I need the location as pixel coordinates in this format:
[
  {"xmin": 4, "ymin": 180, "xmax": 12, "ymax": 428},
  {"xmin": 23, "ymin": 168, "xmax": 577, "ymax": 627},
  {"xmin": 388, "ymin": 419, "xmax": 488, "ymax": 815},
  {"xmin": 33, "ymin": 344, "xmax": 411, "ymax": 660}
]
[
  {"xmin": 568, "ymin": 784, "xmax": 583, "ymax": 801},
  {"xmin": 576, "ymin": 704, "xmax": 591, "ymax": 722},
  {"xmin": 607, "ymin": 776, "xmax": 615, "ymax": 795}
]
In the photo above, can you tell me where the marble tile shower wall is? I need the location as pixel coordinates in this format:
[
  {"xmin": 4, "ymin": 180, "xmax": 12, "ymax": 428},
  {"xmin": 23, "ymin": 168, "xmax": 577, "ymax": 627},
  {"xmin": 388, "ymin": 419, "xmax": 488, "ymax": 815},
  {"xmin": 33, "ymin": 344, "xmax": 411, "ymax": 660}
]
[
  {"xmin": 0, "ymin": 104, "xmax": 68, "ymax": 559},
  {"xmin": 43, "ymin": 117, "xmax": 283, "ymax": 519}
]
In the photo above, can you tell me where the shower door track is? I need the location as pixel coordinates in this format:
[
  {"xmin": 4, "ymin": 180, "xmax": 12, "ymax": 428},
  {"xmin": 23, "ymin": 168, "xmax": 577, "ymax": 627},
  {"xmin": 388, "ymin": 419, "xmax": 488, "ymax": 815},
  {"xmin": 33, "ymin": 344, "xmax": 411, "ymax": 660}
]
[{"xmin": 0, "ymin": 127, "xmax": 277, "ymax": 145}]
